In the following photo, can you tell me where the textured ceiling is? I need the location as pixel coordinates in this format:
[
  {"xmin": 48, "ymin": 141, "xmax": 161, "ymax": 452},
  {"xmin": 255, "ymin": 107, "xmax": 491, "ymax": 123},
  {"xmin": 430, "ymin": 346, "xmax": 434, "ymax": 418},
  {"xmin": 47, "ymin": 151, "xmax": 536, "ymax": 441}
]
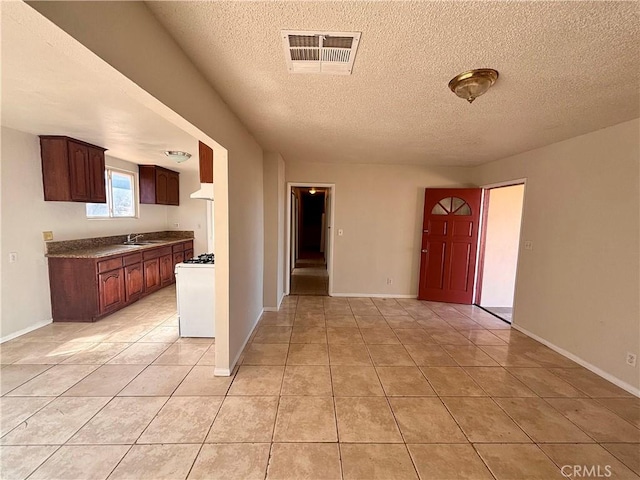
[
  {"xmin": 147, "ymin": 1, "xmax": 639, "ymax": 166},
  {"xmin": 1, "ymin": 2, "xmax": 200, "ymax": 172}
]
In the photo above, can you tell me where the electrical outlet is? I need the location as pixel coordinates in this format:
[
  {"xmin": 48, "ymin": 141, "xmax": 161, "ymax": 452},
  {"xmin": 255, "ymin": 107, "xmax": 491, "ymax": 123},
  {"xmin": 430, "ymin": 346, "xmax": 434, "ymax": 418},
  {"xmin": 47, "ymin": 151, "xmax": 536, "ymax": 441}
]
[
  {"xmin": 626, "ymin": 352, "xmax": 637, "ymax": 367},
  {"xmin": 524, "ymin": 240, "xmax": 533, "ymax": 250},
  {"xmin": 338, "ymin": 229, "xmax": 344, "ymax": 236},
  {"xmin": 8, "ymin": 252, "xmax": 18, "ymax": 264},
  {"xmin": 173, "ymin": 223, "xmax": 180, "ymax": 228},
  {"xmin": 42, "ymin": 231, "xmax": 54, "ymax": 241},
  {"xmin": 386, "ymin": 278, "xmax": 393, "ymax": 285}
]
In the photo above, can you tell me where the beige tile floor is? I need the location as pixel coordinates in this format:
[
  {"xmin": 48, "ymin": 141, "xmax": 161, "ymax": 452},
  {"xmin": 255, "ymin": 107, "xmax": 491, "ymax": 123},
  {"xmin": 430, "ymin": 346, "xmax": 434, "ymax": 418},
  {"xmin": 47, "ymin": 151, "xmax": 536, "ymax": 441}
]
[
  {"xmin": 1, "ymin": 288, "xmax": 639, "ymax": 479},
  {"xmin": 290, "ymin": 261, "xmax": 329, "ymax": 296}
]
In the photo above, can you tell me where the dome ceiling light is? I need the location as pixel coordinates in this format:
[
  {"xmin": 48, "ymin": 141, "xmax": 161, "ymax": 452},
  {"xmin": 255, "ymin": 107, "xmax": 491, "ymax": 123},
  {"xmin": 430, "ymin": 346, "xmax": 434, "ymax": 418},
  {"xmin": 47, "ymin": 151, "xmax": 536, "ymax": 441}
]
[
  {"xmin": 448, "ymin": 68, "xmax": 499, "ymax": 104},
  {"xmin": 164, "ymin": 150, "xmax": 192, "ymax": 163}
]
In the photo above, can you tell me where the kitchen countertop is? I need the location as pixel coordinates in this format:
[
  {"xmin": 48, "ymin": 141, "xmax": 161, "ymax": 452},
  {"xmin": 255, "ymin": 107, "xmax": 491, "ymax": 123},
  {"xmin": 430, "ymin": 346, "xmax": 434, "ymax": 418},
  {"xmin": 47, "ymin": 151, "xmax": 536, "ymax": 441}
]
[
  {"xmin": 46, "ymin": 238, "xmax": 193, "ymax": 259},
  {"xmin": 44, "ymin": 231, "xmax": 195, "ymax": 259}
]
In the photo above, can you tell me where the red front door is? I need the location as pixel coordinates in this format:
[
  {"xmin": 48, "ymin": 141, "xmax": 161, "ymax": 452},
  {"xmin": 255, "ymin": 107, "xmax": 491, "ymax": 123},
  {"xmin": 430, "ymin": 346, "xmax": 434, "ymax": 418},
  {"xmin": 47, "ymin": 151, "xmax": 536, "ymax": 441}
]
[{"xmin": 418, "ymin": 188, "xmax": 482, "ymax": 304}]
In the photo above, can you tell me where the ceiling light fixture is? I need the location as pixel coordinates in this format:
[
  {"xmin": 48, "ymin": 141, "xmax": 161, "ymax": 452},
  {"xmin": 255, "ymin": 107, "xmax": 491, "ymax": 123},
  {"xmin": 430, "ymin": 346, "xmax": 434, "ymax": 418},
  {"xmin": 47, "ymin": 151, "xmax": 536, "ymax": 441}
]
[
  {"xmin": 164, "ymin": 150, "xmax": 192, "ymax": 163},
  {"xmin": 309, "ymin": 187, "xmax": 317, "ymax": 195},
  {"xmin": 448, "ymin": 68, "xmax": 499, "ymax": 104}
]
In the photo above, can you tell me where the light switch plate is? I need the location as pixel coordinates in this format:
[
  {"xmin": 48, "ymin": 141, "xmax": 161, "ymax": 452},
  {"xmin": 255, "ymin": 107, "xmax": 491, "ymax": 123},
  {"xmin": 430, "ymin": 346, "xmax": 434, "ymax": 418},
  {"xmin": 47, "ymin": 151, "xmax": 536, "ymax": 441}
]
[
  {"xmin": 43, "ymin": 231, "xmax": 54, "ymax": 241},
  {"xmin": 338, "ymin": 229, "xmax": 344, "ymax": 236},
  {"xmin": 524, "ymin": 240, "xmax": 533, "ymax": 250}
]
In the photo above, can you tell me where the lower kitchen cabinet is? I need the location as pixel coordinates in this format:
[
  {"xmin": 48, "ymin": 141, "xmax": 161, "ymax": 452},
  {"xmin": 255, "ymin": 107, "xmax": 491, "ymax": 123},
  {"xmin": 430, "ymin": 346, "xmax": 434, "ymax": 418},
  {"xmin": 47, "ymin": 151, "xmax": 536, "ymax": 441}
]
[
  {"xmin": 172, "ymin": 251, "xmax": 184, "ymax": 282},
  {"xmin": 160, "ymin": 254, "xmax": 173, "ymax": 286},
  {"xmin": 143, "ymin": 258, "xmax": 161, "ymax": 294},
  {"xmin": 98, "ymin": 268, "xmax": 125, "ymax": 314},
  {"xmin": 124, "ymin": 263, "xmax": 144, "ymax": 303},
  {"xmin": 47, "ymin": 239, "xmax": 194, "ymax": 322}
]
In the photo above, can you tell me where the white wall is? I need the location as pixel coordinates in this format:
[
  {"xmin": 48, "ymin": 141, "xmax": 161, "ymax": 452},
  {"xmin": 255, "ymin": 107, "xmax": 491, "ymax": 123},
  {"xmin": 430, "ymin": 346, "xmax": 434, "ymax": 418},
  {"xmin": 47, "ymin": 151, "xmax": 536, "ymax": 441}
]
[
  {"xmin": 263, "ymin": 152, "xmax": 286, "ymax": 310},
  {"xmin": 472, "ymin": 119, "xmax": 640, "ymax": 391},
  {"xmin": 28, "ymin": 1, "xmax": 266, "ymax": 374},
  {"xmin": 480, "ymin": 184, "xmax": 524, "ymax": 308},
  {"xmin": 286, "ymin": 162, "xmax": 473, "ymax": 296},
  {"xmin": 166, "ymin": 168, "xmax": 208, "ymax": 256},
  {"xmin": 0, "ymin": 127, "xmax": 170, "ymax": 339}
]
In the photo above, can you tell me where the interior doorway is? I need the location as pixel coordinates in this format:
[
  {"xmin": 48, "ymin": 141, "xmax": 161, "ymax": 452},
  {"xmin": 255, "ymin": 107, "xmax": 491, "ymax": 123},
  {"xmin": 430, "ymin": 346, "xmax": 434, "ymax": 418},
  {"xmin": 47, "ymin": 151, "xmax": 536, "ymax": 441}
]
[
  {"xmin": 286, "ymin": 183, "xmax": 335, "ymax": 296},
  {"xmin": 476, "ymin": 183, "xmax": 526, "ymax": 323}
]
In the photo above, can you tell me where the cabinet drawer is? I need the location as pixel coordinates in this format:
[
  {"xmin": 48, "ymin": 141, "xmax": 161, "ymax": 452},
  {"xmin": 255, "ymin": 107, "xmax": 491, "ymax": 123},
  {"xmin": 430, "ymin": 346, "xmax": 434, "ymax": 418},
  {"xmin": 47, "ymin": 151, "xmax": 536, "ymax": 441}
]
[
  {"xmin": 123, "ymin": 253, "xmax": 142, "ymax": 266},
  {"xmin": 97, "ymin": 257, "xmax": 123, "ymax": 273},
  {"xmin": 142, "ymin": 246, "xmax": 172, "ymax": 261},
  {"xmin": 182, "ymin": 240, "xmax": 193, "ymax": 251},
  {"xmin": 172, "ymin": 243, "xmax": 184, "ymax": 253}
]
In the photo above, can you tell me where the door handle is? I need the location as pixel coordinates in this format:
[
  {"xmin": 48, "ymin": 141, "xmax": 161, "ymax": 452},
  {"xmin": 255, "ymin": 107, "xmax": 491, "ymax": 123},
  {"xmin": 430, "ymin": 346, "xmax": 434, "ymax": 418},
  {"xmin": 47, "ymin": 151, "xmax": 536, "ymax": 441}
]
[{"xmin": 422, "ymin": 249, "xmax": 428, "ymax": 253}]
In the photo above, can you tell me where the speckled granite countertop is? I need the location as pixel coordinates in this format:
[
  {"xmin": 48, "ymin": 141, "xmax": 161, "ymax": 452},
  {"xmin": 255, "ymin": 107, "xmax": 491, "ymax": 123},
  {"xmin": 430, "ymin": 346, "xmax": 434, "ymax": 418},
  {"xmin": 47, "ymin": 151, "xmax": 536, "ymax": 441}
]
[{"xmin": 45, "ymin": 231, "xmax": 194, "ymax": 259}]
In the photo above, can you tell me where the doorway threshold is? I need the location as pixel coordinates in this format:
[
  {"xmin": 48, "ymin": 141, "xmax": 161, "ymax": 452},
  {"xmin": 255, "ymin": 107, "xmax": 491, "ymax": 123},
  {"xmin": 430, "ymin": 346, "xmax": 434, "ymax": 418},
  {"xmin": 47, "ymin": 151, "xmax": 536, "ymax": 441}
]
[{"xmin": 474, "ymin": 305, "xmax": 512, "ymax": 324}]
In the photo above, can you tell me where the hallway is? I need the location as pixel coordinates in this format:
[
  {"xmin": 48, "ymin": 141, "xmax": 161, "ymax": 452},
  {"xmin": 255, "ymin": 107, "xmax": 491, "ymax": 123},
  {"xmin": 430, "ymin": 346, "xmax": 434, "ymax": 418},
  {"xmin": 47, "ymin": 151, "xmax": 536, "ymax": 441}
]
[{"xmin": 290, "ymin": 255, "xmax": 328, "ymax": 296}]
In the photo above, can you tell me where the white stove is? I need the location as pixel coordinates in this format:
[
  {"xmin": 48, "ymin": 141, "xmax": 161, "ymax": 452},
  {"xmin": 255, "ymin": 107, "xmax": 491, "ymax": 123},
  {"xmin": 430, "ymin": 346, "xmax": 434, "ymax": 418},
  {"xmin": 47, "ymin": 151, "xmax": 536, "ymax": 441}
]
[{"xmin": 175, "ymin": 254, "xmax": 215, "ymax": 338}]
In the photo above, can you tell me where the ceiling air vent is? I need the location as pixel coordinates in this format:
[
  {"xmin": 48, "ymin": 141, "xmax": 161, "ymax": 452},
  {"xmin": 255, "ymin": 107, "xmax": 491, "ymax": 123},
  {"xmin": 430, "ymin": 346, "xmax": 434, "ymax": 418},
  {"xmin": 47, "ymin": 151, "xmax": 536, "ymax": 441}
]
[{"xmin": 281, "ymin": 30, "xmax": 361, "ymax": 75}]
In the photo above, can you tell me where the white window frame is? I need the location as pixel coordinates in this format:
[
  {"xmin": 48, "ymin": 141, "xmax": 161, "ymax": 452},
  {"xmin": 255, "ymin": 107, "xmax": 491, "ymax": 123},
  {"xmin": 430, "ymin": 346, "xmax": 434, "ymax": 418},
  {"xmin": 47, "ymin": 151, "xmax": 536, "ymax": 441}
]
[{"xmin": 86, "ymin": 167, "xmax": 139, "ymax": 219}]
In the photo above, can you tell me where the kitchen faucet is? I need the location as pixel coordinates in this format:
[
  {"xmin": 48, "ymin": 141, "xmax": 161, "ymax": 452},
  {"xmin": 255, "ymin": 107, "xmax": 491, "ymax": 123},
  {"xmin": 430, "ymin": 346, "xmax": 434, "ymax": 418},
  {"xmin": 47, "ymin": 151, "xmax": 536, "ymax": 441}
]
[{"xmin": 126, "ymin": 233, "xmax": 143, "ymax": 244}]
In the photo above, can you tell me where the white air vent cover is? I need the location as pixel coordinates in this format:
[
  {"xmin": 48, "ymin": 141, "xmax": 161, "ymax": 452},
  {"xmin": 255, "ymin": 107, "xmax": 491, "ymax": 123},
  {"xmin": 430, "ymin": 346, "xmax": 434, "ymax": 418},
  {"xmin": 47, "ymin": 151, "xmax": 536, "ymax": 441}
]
[{"xmin": 281, "ymin": 30, "xmax": 361, "ymax": 75}]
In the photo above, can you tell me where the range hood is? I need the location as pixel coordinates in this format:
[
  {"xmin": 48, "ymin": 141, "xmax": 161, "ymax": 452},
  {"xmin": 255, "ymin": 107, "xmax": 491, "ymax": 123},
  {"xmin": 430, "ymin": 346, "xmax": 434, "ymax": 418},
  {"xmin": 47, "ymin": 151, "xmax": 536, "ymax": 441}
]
[
  {"xmin": 190, "ymin": 141, "xmax": 214, "ymax": 200},
  {"xmin": 190, "ymin": 182, "xmax": 213, "ymax": 200}
]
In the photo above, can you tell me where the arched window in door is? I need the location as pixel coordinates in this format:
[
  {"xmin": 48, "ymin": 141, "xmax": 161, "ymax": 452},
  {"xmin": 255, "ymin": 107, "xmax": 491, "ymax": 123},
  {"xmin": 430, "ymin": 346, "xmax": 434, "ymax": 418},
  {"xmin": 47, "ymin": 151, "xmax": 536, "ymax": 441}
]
[{"xmin": 431, "ymin": 196, "xmax": 472, "ymax": 216}]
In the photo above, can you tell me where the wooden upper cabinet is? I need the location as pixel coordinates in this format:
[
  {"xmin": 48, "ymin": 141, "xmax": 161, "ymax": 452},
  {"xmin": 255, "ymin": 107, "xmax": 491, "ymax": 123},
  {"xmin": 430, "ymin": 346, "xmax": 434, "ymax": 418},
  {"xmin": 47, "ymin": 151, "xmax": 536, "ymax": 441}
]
[
  {"xmin": 156, "ymin": 169, "xmax": 169, "ymax": 204},
  {"xmin": 139, "ymin": 165, "xmax": 180, "ymax": 205},
  {"xmin": 167, "ymin": 171, "xmax": 180, "ymax": 205},
  {"xmin": 198, "ymin": 141, "xmax": 214, "ymax": 183},
  {"xmin": 88, "ymin": 146, "xmax": 107, "ymax": 203},
  {"xmin": 67, "ymin": 141, "xmax": 91, "ymax": 201},
  {"xmin": 40, "ymin": 136, "xmax": 107, "ymax": 203}
]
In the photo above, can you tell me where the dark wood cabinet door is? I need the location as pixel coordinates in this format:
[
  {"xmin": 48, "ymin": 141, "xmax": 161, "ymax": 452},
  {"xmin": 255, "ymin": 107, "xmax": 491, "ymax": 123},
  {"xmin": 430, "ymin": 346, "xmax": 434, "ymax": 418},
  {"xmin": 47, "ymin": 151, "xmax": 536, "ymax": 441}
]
[
  {"xmin": 172, "ymin": 252, "xmax": 184, "ymax": 282},
  {"xmin": 138, "ymin": 165, "xmax": 157, "ymax": 204},
  {"xmin": 160, "ymin": 254, "xmax": 174, "ymax": 286},
  {"xmin": 87, "ymin": 147, "xmax": 106, "ymax": 203},
  {"xmin": 143, "ymin": 258, "xmax": 161, "ymax": 293},
  {"xmin": 184, "ymin": 249, "xmax": 194, "ymax": 261},
  {"xmin": 138, "ymin": 165, "xmax": 179, "ymax": 205},
  {"xmin": 98, "ymin": 268, "xmax": 125, "ymax": 314},
  {"xmin": 155, "ymin": 170, "xmax": 169, "ymax": 204},
  {"xmin": 124, "ymin": 263, "xmax": 144, "ymax": 303},
  {"xmin": 68, "ymin": 141, "xmax": 90, "ymax": 201},
  {"xmin": 167, "ymin": 172, "xmax": 180, "ymax": 205},
  {"xmin": 198, "ymin": 141, "xmax": 214, "ymax": 183}
]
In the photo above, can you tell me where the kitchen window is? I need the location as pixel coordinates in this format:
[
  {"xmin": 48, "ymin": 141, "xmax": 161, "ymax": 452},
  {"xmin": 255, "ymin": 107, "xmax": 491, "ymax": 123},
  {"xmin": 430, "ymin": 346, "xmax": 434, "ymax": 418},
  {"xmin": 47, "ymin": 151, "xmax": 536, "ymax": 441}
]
[{"xmin": 86, "ymin": 168, "xmax": 138, "ymax": 218}]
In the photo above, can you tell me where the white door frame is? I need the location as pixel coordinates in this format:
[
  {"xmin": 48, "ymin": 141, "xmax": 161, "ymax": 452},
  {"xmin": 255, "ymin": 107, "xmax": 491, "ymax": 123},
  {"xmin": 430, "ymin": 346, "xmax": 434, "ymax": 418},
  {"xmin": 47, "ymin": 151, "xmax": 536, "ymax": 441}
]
[
  {"xmin": 476, "ymin": 178, "xmax": 527, "ymax": 324},
  {"xmin": 285, "ymin": 183, "xmax": 336, "ymax": 296}
]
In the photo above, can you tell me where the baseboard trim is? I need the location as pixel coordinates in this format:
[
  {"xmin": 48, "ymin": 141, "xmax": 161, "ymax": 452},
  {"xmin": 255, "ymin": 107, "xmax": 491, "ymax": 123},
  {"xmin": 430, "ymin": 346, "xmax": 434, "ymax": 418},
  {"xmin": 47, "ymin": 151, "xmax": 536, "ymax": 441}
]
[
  {"xmin": 277, "ymin": 293, "xmax": 285, "ymax": 310},
  {"xmin": 512, "ymin": 324, "xmax": 640, "ymax": 398},
  {"xmin": 263, "ymin": 293, "xmax": 286, "ymax": 313},
  {"xmin": 331, "ymin": 293, "xmax": 418, "ymax": 299},
  {"xmin": 1, "ymin": 318, "xmax": 52, "ymax": 344},
  {"xmin": 226, "ymin": 308, "xmax": 263, "ymax": 375},
  {"xmin": 214, "ymin": 367, "xmax": 232, "ymax": 376}
]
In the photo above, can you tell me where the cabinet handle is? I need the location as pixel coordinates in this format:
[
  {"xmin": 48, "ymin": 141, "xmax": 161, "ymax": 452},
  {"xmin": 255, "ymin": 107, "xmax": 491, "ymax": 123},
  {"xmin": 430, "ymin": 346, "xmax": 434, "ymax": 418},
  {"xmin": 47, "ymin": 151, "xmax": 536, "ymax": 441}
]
[{"xmin": 422, "ymin": 249, "xmax": 428, "ymax": 253}]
